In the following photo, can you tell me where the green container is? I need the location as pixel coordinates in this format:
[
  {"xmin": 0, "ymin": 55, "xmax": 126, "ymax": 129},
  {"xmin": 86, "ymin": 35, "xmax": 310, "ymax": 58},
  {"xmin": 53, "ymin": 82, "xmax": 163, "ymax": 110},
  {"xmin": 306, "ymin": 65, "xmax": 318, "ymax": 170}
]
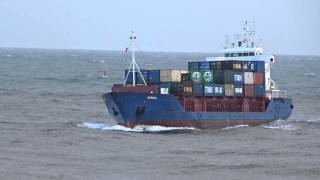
[
  {"xmin": 190, "ymin": 71, "xmax": 202, "ymax": 82},
  {"xmin": 202, "ymin": 70, "xmax": 214, "ymax": 83}
]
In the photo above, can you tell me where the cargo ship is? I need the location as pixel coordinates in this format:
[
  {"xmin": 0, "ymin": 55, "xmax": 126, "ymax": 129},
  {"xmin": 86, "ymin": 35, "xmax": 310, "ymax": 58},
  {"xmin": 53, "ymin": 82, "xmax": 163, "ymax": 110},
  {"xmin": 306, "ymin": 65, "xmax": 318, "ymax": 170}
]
[{"xmin": 103, "ymin": 22, "xmax": 293, "ymax": 129}]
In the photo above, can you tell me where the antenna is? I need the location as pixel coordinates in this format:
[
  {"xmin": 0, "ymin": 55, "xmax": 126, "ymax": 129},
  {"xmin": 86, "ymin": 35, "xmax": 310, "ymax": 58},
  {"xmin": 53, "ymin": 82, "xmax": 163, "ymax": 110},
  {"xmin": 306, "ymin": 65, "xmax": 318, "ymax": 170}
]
[{"xmin": 123, "ymin": 31, "xmax": 147, "ymax": 86}]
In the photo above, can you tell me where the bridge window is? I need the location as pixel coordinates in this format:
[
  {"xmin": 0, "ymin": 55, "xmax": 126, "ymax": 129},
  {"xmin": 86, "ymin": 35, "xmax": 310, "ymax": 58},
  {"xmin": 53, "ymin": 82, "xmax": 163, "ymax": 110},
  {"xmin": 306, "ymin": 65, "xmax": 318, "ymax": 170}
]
[{"xmin": 249, "ymin": 52, "xmax": 255, "ymax": 56}]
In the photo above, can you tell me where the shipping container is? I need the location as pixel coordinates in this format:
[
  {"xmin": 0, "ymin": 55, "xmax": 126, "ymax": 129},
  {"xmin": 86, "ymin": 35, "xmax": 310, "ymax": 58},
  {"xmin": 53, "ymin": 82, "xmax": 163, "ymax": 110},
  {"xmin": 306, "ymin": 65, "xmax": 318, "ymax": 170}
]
[
  {"xmin": 224, "ymin": 71, "xmax": 234, "ymax": 84},
  {"xmin": 213, "ymin": 70, "xmax": 224, "ymax": 84},
  {"xmin": 181, "ymin": 72, "xmax": 190, "ymax": 82},
  {"xmin": 148, "ymin": 70, "xmax": 160, "ymax": 84},
  {"xmin": 254, "ymin": 85, "xmax": 266, "ymax": 97},
  {"xmin": 244, "ymin": 85, "xmax": 254, "ymax": 97},
  {"xmin": 112, "ymin": 85, "xmax": 159, "ymax": 93},
  {"xmin": 255, "ymin": 61, "xmax": 265, "ymax": 72},
  {"xmin": 221, "ymin": 61, "xmax": 233, "ymax": 70},
  {"xmin": 160, "ymin": 69, "xmax": 181, "ymax": 82},
  {"xmin": 136, "ymin": 70, "xmax": 149, "ymax": 84},
  {"xmin": 124, "ymin": 69, "xmax": 134, "ymax": 84},
  {"xmin": 253, "ymin": 72, "xmax": 264, "ymax": 85},
  {"xmin": 210, "ymin": 61, "xmax": 222, "ymax": 70},
  {"xmin": 242, "ymin": 61, "xmax": 256, "ymax": 72},
  {"xmin": 224, "ymin": 84, "xmax": 235, "ymax": 96},
  {"xmin": 234, "ymin": 85, "xmax": 244, "ymax": 97},
  {"xmin": 204, "ymin": 84, "xmax": 224, "ymax": 96},
  {"xmin": 200, "ymin": 61, "xmax": 210, "ymax": 69},
  {"xmin": 202, "ymin": 70, "xmax": 214, "ymax": 83},
  {"xmin": 190, "ymin": 71, "xmax": 202, "ymax": 82},
  {"xmin": 232, "ymin": 61, "xmax": 242, "ymax": 71},
  {"xmin": 233, "ymin": 72, "xmax": 244, "ymax": 85},
  {"xmin": 244, "ymin": 72, "xmax": 254, "ymax": 84},
  {"xmin": 221, "ymin": 61, "xmax": 242, "ymax": 71},
  {"xmin": 188, "ymin": 62, "xmax": 200, "ymax": 70},
  {"xmin": 204, "ymin": 84, "xmax": 214, "ymax": 96},
  {"xmin": 192, "ymin": 83, "xmax": 204, "ymax": 96}
]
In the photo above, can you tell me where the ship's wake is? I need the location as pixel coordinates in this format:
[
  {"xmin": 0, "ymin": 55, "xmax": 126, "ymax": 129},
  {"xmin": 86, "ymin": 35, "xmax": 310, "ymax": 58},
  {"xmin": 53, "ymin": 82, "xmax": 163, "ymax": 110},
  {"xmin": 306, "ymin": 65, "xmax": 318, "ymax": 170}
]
[
  {"xmin": 78, "ymin": 122, "xmax": 196, "ymax": 133},
  {"xmin": 263, "ymin": 120, "xmax": 299, "ymax": 131}
]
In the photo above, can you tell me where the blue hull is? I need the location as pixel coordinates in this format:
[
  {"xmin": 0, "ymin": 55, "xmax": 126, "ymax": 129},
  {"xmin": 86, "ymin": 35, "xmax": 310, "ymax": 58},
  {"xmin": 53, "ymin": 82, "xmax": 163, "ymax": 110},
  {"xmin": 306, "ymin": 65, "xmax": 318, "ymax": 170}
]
[{"xmin": 102, "ymin": 92, "xmax": 293, "ymax": 129}]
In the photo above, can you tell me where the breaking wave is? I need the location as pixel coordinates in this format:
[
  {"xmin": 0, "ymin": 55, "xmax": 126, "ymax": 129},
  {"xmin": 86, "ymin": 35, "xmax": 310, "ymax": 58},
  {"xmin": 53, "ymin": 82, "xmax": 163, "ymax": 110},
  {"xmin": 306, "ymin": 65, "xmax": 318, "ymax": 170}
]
[
  {"xmin": 222, "ymin": 125, "xmax": 249, "ymax": 130},
  {"xmin": 263, "ymin": 120, "xmax": 299, "ymax": 131},
  {"xmin": 78, "ymin": 122, "xmax": 195, "ymax": 133}
]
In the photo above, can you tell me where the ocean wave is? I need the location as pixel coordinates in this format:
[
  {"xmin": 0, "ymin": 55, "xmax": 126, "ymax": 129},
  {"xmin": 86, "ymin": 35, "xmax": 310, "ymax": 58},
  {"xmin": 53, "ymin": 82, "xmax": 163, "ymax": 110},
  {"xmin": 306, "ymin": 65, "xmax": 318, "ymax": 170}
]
[
  {"xmin": 78, "ymin": 122, "xmax": 195, "ymax": 133},
  {"xmin": 222, "ymin": 125, "xmax": 249, "ymax": 130},
  {"xmin": 304, "ymin": 72, "xmax": 316, "ymax": 76},
  {"xmin": 263, "ymin": 120, "xmax": 299, "ymax": 131}
]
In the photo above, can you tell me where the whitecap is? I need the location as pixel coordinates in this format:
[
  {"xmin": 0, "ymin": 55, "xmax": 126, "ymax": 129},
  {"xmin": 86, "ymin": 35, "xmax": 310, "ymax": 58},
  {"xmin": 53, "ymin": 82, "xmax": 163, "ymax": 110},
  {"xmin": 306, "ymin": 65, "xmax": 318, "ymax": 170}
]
[
  {"xmin": 78, "ymin": 122, "xmax": 195, "ymax": 133},
  {"xmin": 263, "ymin": 120, "xmax": 299, "ymax": 131},
  {"xmin": 304, "ymin": 72, "xmax": 316, "ymax": 76},
  {"xmin": 222, "ymin": 125, "xmax": 249, "ymax": 130}
]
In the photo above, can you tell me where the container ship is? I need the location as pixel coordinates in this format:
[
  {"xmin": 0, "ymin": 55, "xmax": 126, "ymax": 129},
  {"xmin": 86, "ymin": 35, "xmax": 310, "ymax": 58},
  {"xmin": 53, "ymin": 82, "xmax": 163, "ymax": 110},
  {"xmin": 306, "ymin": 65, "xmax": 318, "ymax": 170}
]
[{"xmin": 103, "ymin": 22, "xmax": 293, "ymax": 129}]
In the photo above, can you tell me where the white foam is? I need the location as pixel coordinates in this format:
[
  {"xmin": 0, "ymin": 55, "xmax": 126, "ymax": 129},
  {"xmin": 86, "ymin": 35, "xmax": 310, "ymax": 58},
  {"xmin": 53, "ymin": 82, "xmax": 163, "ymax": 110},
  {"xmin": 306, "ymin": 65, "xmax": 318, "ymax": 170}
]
[
  {"xmin": 304, "ymin": 72, "xmax": 316, "ymax": 76},
  {"xmin": 78, "ymin": 122, "xmax": 195, "ymax": 133},
  {"xmin": 263, "ymin": 120, "xmax": 299, "ymax": 131},
  {"xmin": 222, "ymin": 125, "xmax": 249, "ymax": 130},
  {"xmin": 306, "ymin": 119, "xmax": 320, "ymax": 123}
]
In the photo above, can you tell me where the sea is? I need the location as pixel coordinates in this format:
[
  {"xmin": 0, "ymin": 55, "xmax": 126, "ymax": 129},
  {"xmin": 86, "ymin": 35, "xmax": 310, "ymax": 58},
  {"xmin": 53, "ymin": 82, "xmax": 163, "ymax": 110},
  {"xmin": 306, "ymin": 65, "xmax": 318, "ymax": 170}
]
[{"xmin": 0, "ymin": 47, "xmax": 320, "ymax": 180}]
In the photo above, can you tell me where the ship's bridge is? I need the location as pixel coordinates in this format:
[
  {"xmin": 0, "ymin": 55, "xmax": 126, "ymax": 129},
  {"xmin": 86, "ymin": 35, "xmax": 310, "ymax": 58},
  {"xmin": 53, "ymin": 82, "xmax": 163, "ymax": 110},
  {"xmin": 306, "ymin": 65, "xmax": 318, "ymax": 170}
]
[
  {"xmin": 205, "ymin": 47, "xmax": 274, "ymax": 63},
  {"xmin": 223, "ymin": 47, "xmax": 263, "ymax": 57}
]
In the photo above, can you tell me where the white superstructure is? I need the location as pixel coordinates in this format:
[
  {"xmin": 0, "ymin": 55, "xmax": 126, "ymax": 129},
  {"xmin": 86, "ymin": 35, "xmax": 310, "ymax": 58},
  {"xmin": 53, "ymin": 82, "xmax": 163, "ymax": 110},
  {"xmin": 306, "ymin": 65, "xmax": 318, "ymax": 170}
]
[{"xmin": 205, "ymin": 21, "xmax": 278, "ymax": 94}]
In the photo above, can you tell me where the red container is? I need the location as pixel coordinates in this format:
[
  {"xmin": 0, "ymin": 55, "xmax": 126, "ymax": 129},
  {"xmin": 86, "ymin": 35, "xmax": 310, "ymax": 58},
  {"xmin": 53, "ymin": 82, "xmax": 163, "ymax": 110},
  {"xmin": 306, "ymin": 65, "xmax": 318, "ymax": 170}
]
[
  {"xmin": 244, "ymin": 85, "xmax": 255, "ymax": 97},
  {"xmin": 253, "ymin": 72, "xmax": 264, "ymax": 85},
  {"xmin": 112, "ymin": 85, "xmax": 159, "ymax": 93}
]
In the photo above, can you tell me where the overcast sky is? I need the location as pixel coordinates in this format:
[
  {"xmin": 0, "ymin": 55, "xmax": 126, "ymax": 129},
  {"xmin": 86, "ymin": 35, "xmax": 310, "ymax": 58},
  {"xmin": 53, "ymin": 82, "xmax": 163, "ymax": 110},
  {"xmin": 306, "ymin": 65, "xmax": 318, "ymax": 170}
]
[{"xmin": 0, "ymin": 0, "xmax": 319, "ymax": 55}]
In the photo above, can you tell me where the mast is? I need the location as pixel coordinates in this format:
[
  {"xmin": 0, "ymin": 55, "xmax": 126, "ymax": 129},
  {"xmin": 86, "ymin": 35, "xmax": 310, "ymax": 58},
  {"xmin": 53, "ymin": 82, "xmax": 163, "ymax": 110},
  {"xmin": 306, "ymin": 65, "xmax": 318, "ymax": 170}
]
[
  {"xmin": 123, "ymin": 31, "xmax": 147, "ymax": 86},
  {"xmin": 130, "ymin": 32, "xmax": 136, "ymax": 86}
]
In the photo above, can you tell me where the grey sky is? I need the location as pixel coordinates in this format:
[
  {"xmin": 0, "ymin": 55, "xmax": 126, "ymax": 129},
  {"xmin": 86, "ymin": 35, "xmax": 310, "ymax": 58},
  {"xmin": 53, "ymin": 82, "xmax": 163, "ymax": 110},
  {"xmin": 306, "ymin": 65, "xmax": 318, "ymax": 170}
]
[{"xmin": 0, "ymin": 0, "xmax": 319, "ymax": 55}]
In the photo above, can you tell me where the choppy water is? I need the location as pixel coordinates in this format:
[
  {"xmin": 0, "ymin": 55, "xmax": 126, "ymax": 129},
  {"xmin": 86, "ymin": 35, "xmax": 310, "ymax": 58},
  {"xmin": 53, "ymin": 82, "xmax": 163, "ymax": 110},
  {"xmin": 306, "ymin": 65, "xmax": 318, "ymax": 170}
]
[{"xmin": 0, "ymin": 48, "xmax": 320, "ymax": 180}]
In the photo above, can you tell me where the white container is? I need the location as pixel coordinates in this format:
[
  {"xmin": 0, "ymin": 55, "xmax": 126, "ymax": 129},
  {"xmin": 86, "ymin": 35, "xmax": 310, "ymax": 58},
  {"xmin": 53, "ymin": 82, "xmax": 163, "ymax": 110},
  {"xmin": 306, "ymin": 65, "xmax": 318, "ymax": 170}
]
[
  {"xmin": 160, "ymin": 69, "xmax": 181, "ymax": 82},
  {"xmin": 224, "ymin": 84, "xmax": 234, "ymax": 96},
  {"xmin": 244, "ymin": 72, "xmax": 254, "ymax": 84},
  {"xmin": 160, "ymin": 88, "xmax": 169, "ymax": 94}
]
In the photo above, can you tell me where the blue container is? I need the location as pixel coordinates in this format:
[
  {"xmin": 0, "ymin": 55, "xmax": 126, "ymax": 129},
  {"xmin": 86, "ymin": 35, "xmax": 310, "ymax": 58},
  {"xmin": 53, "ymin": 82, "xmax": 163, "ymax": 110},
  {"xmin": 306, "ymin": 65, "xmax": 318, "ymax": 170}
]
[
  {"xmin": 234, "ymin": 85, "xmax": 244, "ymax": 97},
  {"xmin": 233, "ymin": 72, "xmax": 243, "ymax": 85},
  {"xmin": 210, "ymin": 61, "xmax": 222, "ymax": 70},
  {"xmin": 204, "ymin": 84, "xmax": 214, "ymax": 96},
  {"xmin": 200, "ymin": 61, "xmax": 210, "ymax": 69},
  {"xmin": 136, "ymin": 70, "xmax": 149, "ymax": 84},
  {"xmin": 255, "ymin": 61, "xmax": 265, "ymax": 72},
  {"xmin": 213, "ymin": 84, "xmax": 224, "ymax": 96},
  {"xmin": 204, "ymin": 84, "xmax": 224, "ymax": 96},
  {"xmin": 125, "ymin": 69, "xmax": 134, "ymax": 84},
  {"xmin": 193, "ymin": 83, "xmax": 204, "ymax": 96},
  {"xmin": 214, "ymin": 71, "xmax": 224, "ymax": 84},
  {"xmin": 242, "ymin": 61, "xmax": 256, "ymax": 72},
  {"xmin": 254, "ymin": 85, "xmax": 266, "ymax": 97},
  {"xmin": 148, "ymin": 70, "xmax": 160, "ymax": 84},
  {"xmin": 188, "ymin": 62, "xmax": 200, "ymax": 70},
  {"xmin": 224, "ymin": 71, "xmax": 234, "ymax": 84}
]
